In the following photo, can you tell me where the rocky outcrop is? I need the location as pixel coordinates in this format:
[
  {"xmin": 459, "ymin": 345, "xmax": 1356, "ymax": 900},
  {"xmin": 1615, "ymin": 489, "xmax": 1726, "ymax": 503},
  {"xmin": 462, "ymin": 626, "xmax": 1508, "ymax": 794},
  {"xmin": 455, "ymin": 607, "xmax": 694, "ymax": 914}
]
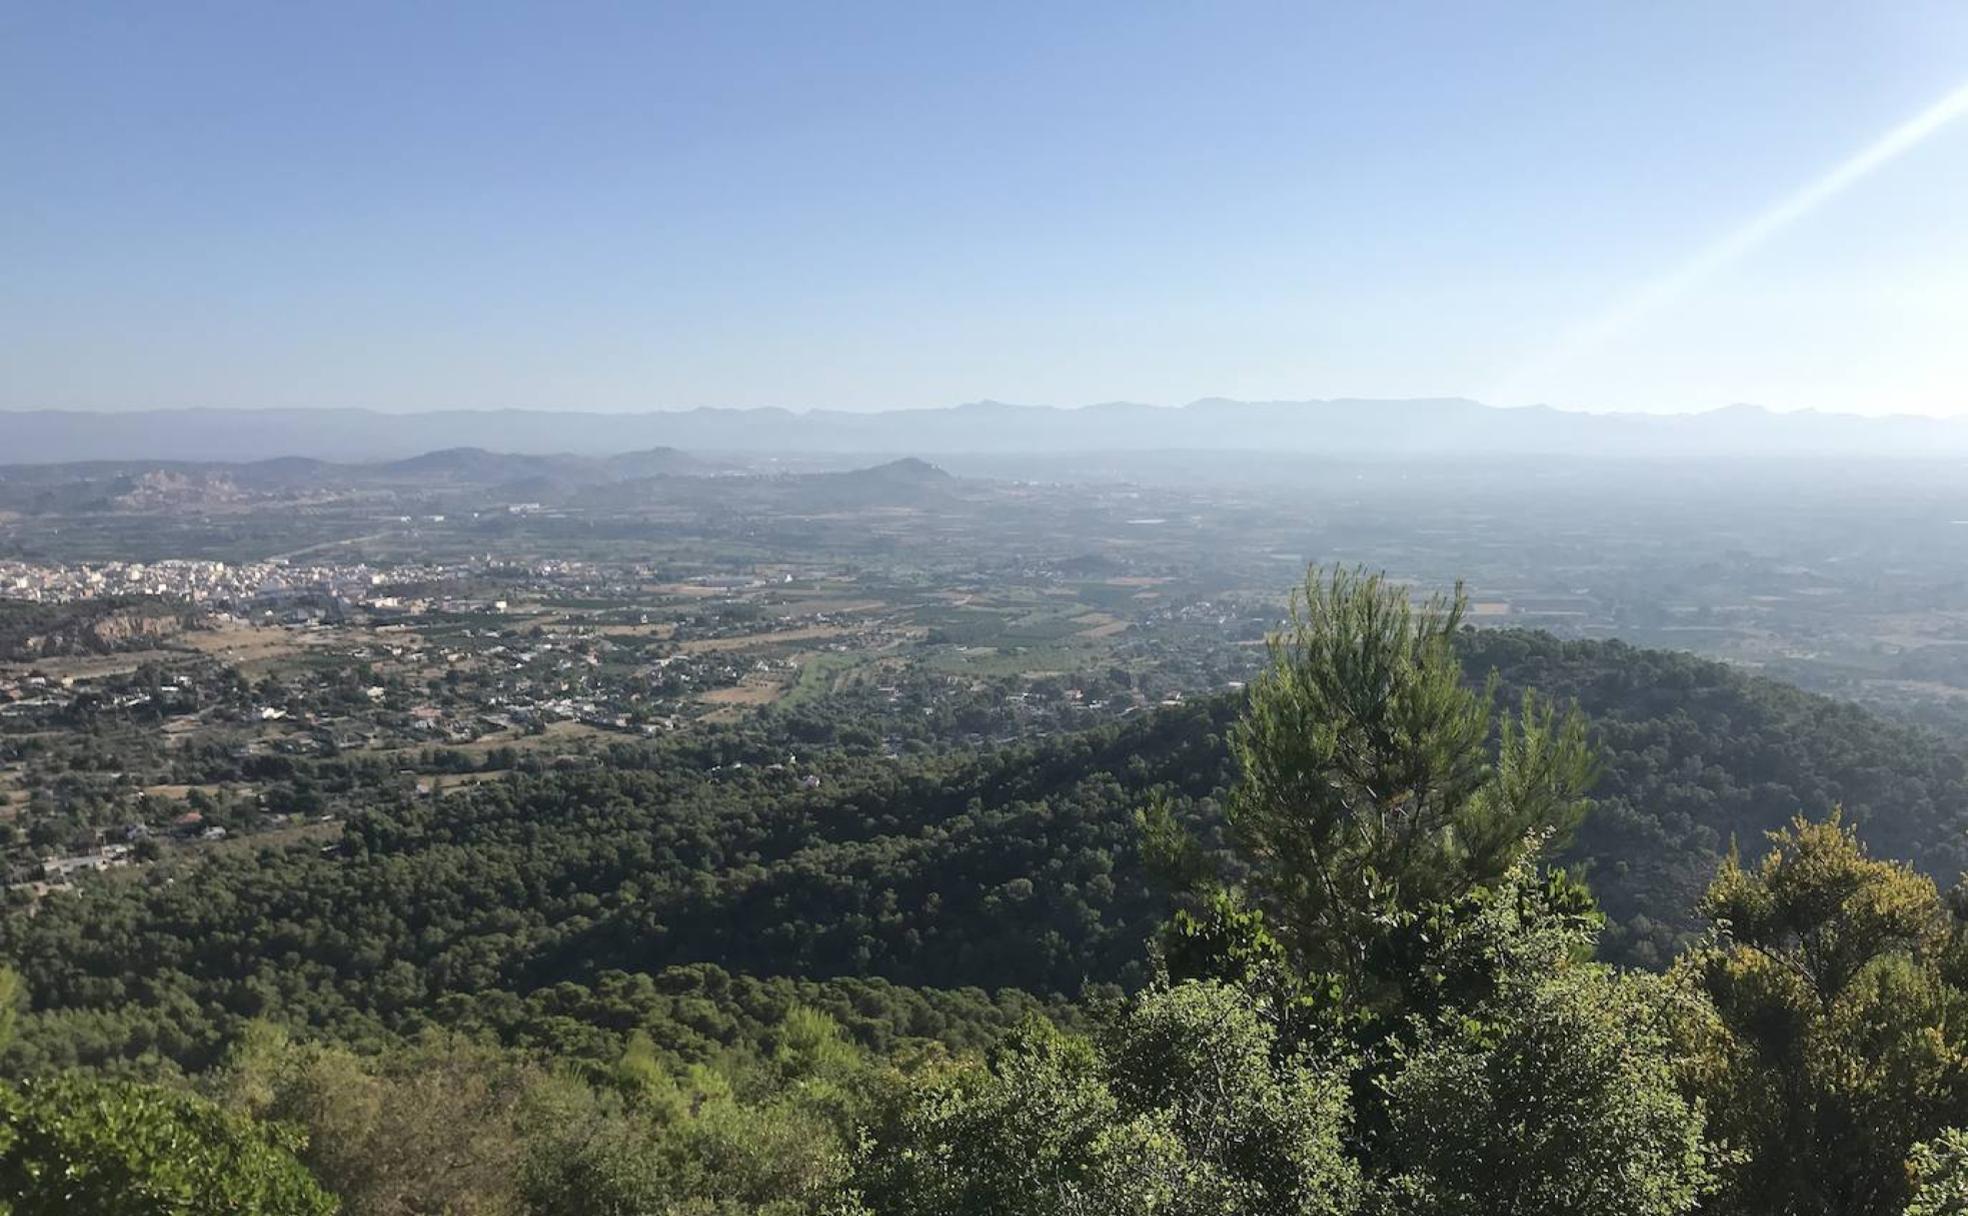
[{"xmin": 0, "ymin": 600, "xmax": 196, "ymax": 660}]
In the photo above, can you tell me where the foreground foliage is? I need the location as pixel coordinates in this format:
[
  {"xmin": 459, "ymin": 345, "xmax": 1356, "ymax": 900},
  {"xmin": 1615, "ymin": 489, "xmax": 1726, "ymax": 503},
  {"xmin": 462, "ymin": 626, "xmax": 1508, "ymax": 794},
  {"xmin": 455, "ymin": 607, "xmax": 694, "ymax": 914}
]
[
  {"xmin": 1679, "ymin": 814, "xmax": 1968, "ymax": 1216},
  {"xmin": 0, "ymin": 1073, "xmax": 333, "ymax": 1215},
  {"xmin": 857, "ymin": 982, "xmax": 1358, "ymax": 1216}
]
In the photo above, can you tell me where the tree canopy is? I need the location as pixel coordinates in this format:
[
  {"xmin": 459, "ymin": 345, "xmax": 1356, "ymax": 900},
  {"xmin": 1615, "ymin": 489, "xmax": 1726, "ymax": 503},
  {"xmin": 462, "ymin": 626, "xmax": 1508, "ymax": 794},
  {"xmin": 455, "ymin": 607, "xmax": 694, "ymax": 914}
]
[{"xmin": 5, "ymin": 566, "xmax": 1968, "ymax": 1212}]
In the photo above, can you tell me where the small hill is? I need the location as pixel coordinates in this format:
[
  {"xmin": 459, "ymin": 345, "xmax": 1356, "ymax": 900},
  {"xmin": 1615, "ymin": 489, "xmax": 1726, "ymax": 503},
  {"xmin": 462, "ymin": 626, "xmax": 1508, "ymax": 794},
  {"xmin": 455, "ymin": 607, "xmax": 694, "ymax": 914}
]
[
  {"xmin": 857, "ymin": 456, "xmax": 951, "ymax": 481},
  {"xmin": 379, "ymin": 447, "xmax": 566, "ymax": 482},
  {"xmin": 822, "ymin": 457, "xmax": 956, "ymax": 490},
  {"xmin": 602, "ymin": 447, "xmax": 721, "ymax": 479},
  {"xmin": 766, "ymin": 457, "xmax": 961, "ymax": 510}
]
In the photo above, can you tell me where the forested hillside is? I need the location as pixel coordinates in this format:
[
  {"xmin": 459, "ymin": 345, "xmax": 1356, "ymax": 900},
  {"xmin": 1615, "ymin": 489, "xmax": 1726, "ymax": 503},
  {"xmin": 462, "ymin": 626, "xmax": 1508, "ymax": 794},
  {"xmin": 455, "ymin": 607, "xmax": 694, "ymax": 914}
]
[
  {"xmin": 9, "ymin": 580, "xmax": 1968, "ymax": 1213},
  {"xmin": 8, "ymin": 628, "xmax": 1968, "ymax": 1076},
  {"xmin": 1462, "ymin": 631, "xmax": 1968, "ymax": 962}
]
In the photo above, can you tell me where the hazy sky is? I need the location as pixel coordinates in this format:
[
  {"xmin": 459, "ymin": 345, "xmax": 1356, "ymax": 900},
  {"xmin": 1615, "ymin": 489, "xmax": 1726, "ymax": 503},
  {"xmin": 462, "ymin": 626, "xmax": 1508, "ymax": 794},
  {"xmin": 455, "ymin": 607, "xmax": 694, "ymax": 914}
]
[{"xmin": 4, "ymin": 3, "xmax": 1968, "ymax": 416}]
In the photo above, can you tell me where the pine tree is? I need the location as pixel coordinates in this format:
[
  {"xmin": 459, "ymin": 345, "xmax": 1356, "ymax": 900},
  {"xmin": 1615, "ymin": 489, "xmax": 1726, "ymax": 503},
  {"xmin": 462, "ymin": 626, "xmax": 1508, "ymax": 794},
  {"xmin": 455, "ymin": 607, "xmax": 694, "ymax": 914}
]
[{"xmin": 1225, "ymin": 565, "xmax": 1596, "ymax": 1006}]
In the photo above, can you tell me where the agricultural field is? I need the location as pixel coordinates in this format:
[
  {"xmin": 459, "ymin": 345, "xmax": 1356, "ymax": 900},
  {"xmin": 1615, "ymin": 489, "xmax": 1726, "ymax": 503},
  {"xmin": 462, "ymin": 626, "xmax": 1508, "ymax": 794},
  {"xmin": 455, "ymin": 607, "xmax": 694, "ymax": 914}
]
[{"xmin": 17, "ymin": 450, "xmax": 1968, "ymax": 905}]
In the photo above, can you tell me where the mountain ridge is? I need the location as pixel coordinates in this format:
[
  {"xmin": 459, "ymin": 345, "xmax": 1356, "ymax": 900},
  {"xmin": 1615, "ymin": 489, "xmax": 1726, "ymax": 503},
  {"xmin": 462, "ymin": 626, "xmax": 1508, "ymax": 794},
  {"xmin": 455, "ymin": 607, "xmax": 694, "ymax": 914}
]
[{"xmin": 6, "ymin": 398, "xmax": 1968, "ymax": 462}]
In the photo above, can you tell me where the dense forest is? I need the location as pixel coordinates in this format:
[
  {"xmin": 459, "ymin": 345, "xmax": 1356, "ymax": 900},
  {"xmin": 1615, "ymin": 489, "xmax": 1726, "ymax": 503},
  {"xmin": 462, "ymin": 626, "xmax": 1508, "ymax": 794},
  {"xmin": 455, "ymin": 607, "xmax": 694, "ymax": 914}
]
[{"xmin": 8, "ymin": 570, "xmax": 1968, "ymax": 1213}]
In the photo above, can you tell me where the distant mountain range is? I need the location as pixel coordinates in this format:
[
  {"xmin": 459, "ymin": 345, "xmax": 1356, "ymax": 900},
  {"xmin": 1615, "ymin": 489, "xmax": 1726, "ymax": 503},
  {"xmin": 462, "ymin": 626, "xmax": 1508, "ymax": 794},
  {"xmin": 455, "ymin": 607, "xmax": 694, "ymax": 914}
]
[{"xmin": 7, "ymin": 399, "xmax": 1968, "ymax": 463}]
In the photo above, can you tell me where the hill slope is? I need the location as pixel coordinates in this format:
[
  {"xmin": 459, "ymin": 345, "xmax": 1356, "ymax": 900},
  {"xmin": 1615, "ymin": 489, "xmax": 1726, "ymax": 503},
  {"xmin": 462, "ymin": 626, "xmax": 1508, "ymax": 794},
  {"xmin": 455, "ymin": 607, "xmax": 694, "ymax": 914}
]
[{"xmin": 5, "ymin": 631, "xmax": 1966, "ymax": 1068}]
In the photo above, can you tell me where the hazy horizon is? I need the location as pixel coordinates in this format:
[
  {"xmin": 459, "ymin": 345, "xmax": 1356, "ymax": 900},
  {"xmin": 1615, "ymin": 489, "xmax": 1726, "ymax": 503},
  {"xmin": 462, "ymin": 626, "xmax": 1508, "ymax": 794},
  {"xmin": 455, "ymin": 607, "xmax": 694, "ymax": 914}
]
[{"xmin": 4, "ymin": 395, "xmax": 1966, "ymax": 421}]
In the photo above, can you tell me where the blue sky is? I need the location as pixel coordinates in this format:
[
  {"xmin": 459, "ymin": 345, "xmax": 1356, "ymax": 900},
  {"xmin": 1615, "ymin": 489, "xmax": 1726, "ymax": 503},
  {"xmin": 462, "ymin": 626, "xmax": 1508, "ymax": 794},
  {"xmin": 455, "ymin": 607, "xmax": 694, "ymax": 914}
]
[{"xmin": 4, "ymin": 2, "xmax": 1967, "ymax": 415}]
